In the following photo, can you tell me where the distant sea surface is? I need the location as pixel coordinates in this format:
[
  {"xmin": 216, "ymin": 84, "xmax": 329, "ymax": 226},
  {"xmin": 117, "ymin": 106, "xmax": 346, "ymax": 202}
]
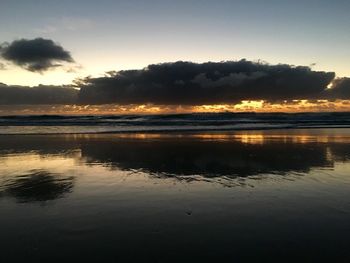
[{"xmin": 1, "ymin": 112, "xmax": 350, "ymax": 134}]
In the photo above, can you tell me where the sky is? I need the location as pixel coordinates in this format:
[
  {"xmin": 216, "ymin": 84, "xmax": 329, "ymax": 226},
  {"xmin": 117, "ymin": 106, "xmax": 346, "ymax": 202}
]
[{"xmin": 0, "ymin": 0, "xmax": 350, "ymax": 114}]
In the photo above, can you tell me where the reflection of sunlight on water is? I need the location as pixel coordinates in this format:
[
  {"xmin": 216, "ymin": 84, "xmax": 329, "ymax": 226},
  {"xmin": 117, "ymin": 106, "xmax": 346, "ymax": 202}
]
[
  {"xmin": 191, "ymin": 132, "xmax": 350, "ymax": 144},
  {"xmin": 235, "ymin": 134, "xmax": 265, "ymax": 144},
  {"xmin": 326, "ymin": 147, "xmax": 333, "ymax": 162},
  {"xmin": 0, "ymin": 151, "xmax": 81, "ymax": 181},
  {"xmin": 59, "ymin": 130, "xmax": 350, "ymax": 144}
]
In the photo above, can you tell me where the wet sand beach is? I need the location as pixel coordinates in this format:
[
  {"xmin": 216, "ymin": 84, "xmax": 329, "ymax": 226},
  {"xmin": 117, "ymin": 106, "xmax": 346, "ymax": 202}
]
[{"xmin": 1, "ymin": 129, "xmax": 350, "ymax": 262}]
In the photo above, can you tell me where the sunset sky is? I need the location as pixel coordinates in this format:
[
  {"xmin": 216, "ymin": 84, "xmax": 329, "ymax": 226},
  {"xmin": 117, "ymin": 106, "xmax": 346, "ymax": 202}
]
[{"xmin": 1, "ymin": 0, "xmax": 350, "ymax": 114}]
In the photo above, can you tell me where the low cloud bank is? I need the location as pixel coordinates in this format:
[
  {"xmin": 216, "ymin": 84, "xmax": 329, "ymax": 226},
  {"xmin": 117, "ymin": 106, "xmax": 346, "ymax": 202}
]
[
  {"xmin": 0, "ymin": 83, "xmax": 78, "ymax": 105},
  {"xmin": 1, "ymin": 60, "xmax": 350, "ymax": 106}
]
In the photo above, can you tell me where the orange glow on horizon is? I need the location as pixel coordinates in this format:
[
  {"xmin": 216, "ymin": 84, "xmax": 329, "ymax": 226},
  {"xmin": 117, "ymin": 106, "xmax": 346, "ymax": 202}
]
[{"xmin": 2, "ymin": 99, "xmax": 350, "ymax": 115}]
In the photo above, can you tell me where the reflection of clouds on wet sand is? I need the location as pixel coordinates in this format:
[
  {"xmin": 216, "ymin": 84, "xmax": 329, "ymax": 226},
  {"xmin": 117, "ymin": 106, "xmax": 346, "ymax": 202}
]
[
  {"xmin": 0, "ymin": 130, "xmax": 350, "ymax": 194},
  {"xmin": 0, "ymin": 169, "xmax": 74, "ymax": 203},
  {"xmin": 79, "ymin": 135, "xmax": 346, "ymax": 178},
  {"xmin": 1, "ymin": 131, "xmax": 350, "ymax": 262},
  {"xmin": 0, "ymin": 152, "xmax": 78, "ymax": 203}
]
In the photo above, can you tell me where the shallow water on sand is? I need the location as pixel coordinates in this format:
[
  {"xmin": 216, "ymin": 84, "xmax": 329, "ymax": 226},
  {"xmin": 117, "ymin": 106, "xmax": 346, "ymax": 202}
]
[{"xmin": 1, "ymin": 129, "xmax": 350, "ymax": 262}]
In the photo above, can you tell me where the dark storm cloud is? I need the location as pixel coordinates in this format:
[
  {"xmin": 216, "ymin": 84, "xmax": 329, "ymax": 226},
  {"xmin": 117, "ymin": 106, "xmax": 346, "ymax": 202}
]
[
  {"xmin": 0, "ymin": 38, "xmax": 74, "ymax": 72},
  {"xmin": 77, "ymin": 60, "xmax": 336, "ymax": 105},
  {"xmin": 323, "ymin": 78, "xmax": 350, "ymax": 99},
  {"xmin": 0, "ymin": 83, "xmax": 78, "ymax": 105},
  {"xmin": 1, "ymin": 60, "xmax": 350, "ymax": 106}
]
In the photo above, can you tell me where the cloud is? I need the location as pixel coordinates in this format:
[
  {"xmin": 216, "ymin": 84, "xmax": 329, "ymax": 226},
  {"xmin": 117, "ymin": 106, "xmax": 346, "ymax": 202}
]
[
  {"xmin": 0, "ymin": 38, "xmax": 74, "ymax": 72},
  {"xmin": 0, "ymin": 83, "xmax": 78, "ymax": 105},
  {"xmin": 77, "ymin": 60, "xmax": 337, "ymax": 105},
  {"xmin": 323, "ymin": 78, "xmax": 350, "ymax": 100},
  {"xmin": 1, "ymin": 60, "xmax": 350, "ymax": 108},
  {"xmin": 0, "ymin": 62, "xmax": 6, "ymax": 70}
]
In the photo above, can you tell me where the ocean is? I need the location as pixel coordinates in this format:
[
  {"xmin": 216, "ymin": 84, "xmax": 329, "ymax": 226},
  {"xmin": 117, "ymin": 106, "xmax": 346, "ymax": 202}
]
[{"xmin": 1, "ymin": 112, "xmax": 350, "ymax": 134}]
